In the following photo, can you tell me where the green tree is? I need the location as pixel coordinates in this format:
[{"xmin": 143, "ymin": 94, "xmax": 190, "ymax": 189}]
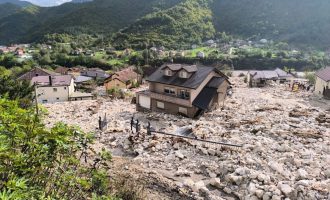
[{"xmin": 0, "ymin": 98, "xmax": 114, "ymax": 199}]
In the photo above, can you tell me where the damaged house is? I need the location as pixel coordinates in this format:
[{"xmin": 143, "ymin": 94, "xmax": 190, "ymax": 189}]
[
  {"xmin": 315, "ymin": 67, "xmax": 330, "ymax": 99},
  {"xmin": 136, "ymin": 64, "xmax": 230, "ymax": 118},
  {"xmin": 247, "ymin": 70, "xmax": 279, "ymax": 87},
  {"xmin": 247, "ymin": 68, "xmax": 295, "ymax": 87}
]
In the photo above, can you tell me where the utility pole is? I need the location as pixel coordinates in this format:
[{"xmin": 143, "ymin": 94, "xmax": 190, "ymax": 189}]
[{"xmin": 34, "ymin": 83, "xmax": 39, "ymax": 116}]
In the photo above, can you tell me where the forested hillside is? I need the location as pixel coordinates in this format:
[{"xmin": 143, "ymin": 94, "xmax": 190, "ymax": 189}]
[
  {"xmin": 0, "ymin": 3, "xmax": 22, "ymax": 19},
  {"xmin": 211, "ymin": 0, "xmax": 330, "ymax": 48},
  {"xmin": 0, "ymin": 0, "xmax": 182, "ymax": 44},
  {"xmin": 112, "ymin": 0, "xmax": 214, "ymax": 49},
  {"xmin": 0, "ymin": 0, "xmax": 330, "ymax": 49}
]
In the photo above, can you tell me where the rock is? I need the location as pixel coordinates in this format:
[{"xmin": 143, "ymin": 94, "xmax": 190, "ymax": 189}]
[
  {"xmin": 227, "ymin": 174, "xmax": 243, "ymax": 185},
  {"xmin": 268, "ymin": 161, "xmax": 287, "ymax": 177},
  {"xmin": 183, "ymin": 178, "xmax": 194, "ymax": 187},
  {"xmin": 271, "ymin": 195, "xmax": 281, "ymax": 200},
  {"xmin": 223, "ymin": 187, "xmax": 232, "ymax": 194},
  {"xmin": 255, "ymin": 189, "xmax": 264, "ymax": 198},
  {"xmin": 175, "ymin": 150, "xmax": 184, "ymax": 159},
  {"xmin": 297, "ymin": 168, "xmax": 308, "ymax": 180},
  {"xmin": 209, "ymin": 178, "xmax": 221, "ymax": 189},
  {"xmin": 278, "ymin": 183, "xmax": 294, "ymax": 197},
  {"xmin": 200, "ymin": 148, "xmax": 208, "ymax": 155},
  {"xmin": 175, "ymin": 167, "xmax": 192, "ymax": 177},
  {"xmin": 324, "ymin": 168, "xmax": 330, "ymax": 178},
  {"xmin": 193, "ymin": 180, "xmax": 205, "ymax": 192},
  {"xmin": 208, "ymin": 149, "xmax": 216, "ymax": 156},
  {"xmin": 262, "ymin": 192, "xmax": 272, "ymax": 200},
  {"xmin": 248, "ymin": 182, "xmax": 256, "ymax": 194},
  {"xmin": 295, "ymin": 180, "xmax": 310, "ymax": 187},
  {"xmin": 257, "ymin": 173, "xmax": 270, "ymax": 183}
]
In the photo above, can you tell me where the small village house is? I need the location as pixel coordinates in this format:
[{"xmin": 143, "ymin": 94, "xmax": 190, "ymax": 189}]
[
  {"xmin": 31, "ymin": 75, "xmax": 93, "ymax": 103},
  {"xmin": 247, "ymin": 68, "xmax": 295, "ymax": 87},
  {"xmin": 315, "ymin": 67, "xmax": 330, "ymax": 98},
  {"xmin": 274, "ymin": 68, "xmax": 294, "ymax": 83},
  {"xmin": 136, "ymin": 64, "xmax": 230, "ymax": 118},
  {"xmin": 18, "ymin": 67, "xmax": 59, "ymax": 81},
  {"xmin": 55, "ymin": 66, "xmax": 82, "ymax": 76},
  {"xmin": 81, "ymin": 68, "xmax": 109, "ymax": 79},
  {"xmin": 197, "ymin": 51, "xmax": 205, "ymax": 58},
  {"xmin": 104, "ymin": 67, "xmax": 141, "ymax": 90},
  {"xmin": 247, "ymin": 70, "xmax": 279, "ymax": 87}
]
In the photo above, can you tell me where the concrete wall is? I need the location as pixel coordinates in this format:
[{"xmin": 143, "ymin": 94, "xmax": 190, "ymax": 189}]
[{"xmin": 315, "ymin": 77, "xmax": 330, "ymax": 96}]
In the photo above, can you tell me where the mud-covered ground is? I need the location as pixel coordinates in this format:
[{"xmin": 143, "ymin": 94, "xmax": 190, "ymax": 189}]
[{"xmin": 44, "ymin": 77, "xmax": 330, "ymax": 200}]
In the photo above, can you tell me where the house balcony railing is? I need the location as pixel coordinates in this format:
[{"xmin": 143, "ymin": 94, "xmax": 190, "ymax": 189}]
[{"xmin": 137, "ymin": 90, "xmax": 192, "ymax": 107}]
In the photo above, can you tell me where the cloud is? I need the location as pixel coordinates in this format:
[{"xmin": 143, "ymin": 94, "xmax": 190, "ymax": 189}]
[{"xmin": 25, "ymin": 0, "xmax": 72, "ymax": 7}]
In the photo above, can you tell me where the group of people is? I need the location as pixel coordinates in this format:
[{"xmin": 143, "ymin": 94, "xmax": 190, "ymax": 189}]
[{"xmin": 290, "ymin": 82, "xmax": 313, "ymax": 92}]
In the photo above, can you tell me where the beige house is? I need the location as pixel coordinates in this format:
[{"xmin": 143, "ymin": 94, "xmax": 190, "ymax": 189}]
[
  {"xmin": 31, "ymin": 75, "xmax": 93, "ymax": 103},
  {"xmin": 315, "ymin": 67, "xmax": 330, "ymax": 97},
  {"xmin": 104, "ymin": 67, "xmax": 141, "ymax": 90},
  {"xmin": 136, "ymin": 64, "xmax": 230, "ymax": 118}
]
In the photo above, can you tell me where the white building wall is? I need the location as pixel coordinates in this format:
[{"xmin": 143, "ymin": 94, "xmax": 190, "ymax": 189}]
[
  {"xmin": 36, "ymin": 80, "xmax": 75, "ymax": 103},
  {"xmin": 314, "ymin": 77, "xmax": 330, "ymax": 96}
]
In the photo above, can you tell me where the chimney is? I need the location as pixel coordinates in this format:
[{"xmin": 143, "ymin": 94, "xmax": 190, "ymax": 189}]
[{"xmin": 49, "ymin": 76, "xmax": 52, "ymax": 86}]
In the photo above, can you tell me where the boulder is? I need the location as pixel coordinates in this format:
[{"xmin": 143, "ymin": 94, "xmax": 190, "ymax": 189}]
[
  {"xmin": 175, "ymin": 150, "xmax": 185, "ymax": 159},
  {"xmin": 278, "ymin": 183, "xmax": 294, "ymax": 198},
  {"xmin": 297, "ymin": 168, "xmax": 308, "ymax": 180},
  {"xmin": 209, "ymin": 178, "xmax": 221, "ymax": 189}
]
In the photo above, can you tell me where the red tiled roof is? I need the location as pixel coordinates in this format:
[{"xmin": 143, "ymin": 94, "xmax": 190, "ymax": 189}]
[
  {"xmin": 105, "ymin": 67, "xmax": 139, "ymax": 83},
  {"xmin": 315, "ymin": 67, "xmax": 330, "ymax": 82}
]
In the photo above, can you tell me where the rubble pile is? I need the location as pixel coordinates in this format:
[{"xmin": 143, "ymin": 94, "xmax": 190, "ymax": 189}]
[{"xmin": 45, "ymin": 77, "xmax": 330, "ymax": 200}]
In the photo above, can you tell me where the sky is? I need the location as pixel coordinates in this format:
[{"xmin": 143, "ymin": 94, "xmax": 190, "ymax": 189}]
[{"xmin": 25, "ymin": 0, "xmax": 71, "ymax": 7}]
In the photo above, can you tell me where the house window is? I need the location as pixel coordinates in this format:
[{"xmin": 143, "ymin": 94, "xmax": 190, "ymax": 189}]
[
  {"xmin": 164, "ymin": 87, "xmax": 175, "ymax": 95},
  {"xmin": 42, "ymin": 100, "xmax": 48, "ymax": 103},
  {"xmin": 179, "ymin": 70, "xmax": 188, "ymax": 78},
  {"xmin": 53, "ymin": 88, "xmax": 57, "ymax": 92},
  {"xmin": 64, "ymin": 87, "xmax": 67, "ymax": 90},
  {"xmin": 179, "ymin": 90, "xmax": 190, "ymax": 99},
  {"xmin": 164, "ymin": 69, "xmax": 172, "ymax": 76},
  {"xmin": 56, "ymin": 98, "xmax": 60, "ymax": 100},
  {"xmin": 179, "ymin": 107, "xmax": 188, "ymax": 115},
  {"xmin": 156, "ymin": 101, "xmax": 165, "ymax": 109}
]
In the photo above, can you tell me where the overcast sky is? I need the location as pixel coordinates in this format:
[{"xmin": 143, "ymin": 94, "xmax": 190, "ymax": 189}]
[{"xmin": 25, "ymin": 0, "xmax": 71, "ymax": 7}]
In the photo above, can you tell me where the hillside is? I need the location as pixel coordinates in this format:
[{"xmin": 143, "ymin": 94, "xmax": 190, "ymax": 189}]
[
  {"xmin": 112, "ymin": 0, "xmax": 214, "ymax": 49},
  {"xmin": 0, "ymin": 3, "xmax": 22, "ymax": 19},
  {"xmin": 0, "ymin": 0, "xmax": 182, "ymax": 44},
  {"xmin": 211, "ymin": 0, "xmax": 330, "ymax": 48},
  {"xmin": 0, "ymin": 0, "xmax": 32, "ymax": 7},
  {"xmin": 0, "ymin": 0, "xmax": 330, "ymax": 48}
]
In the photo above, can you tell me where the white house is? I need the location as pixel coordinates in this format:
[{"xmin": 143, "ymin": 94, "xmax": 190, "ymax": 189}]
[
  {"xmin": 197, "ymin": 51, "xmax": 205, "ymax": 58},
  {"xmin": 315, "ymin": 67, "xmax": 330, "ymax": 97},
  {"xmin": 31, "ymin": 75, "xmax": 93, "ymax": 103}
]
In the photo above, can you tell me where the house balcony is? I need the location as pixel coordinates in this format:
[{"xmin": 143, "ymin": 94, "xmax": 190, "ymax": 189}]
[{"xmin": 137, "ymin": 90, "xmax": 192, "ymax": 107}]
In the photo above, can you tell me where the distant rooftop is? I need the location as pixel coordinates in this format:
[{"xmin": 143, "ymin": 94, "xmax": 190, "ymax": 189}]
[
  {"xmin": 32, "ymin": 75, "xmax": 73, "ymax": 86},
  {"xmin": 315, "ymin": 67, "xmax": 330, "ymax": 82}
]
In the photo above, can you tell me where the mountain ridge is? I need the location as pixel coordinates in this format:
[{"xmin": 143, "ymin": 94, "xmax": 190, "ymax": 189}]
[{"xmin": 0, "ymin": 0, "xmax": 329, "ymax": 49}]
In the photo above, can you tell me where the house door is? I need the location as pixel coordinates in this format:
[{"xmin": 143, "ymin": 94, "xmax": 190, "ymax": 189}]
[{"xmin": 139, "ymin": 95, "xmax": 151, "ymax": 109}]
